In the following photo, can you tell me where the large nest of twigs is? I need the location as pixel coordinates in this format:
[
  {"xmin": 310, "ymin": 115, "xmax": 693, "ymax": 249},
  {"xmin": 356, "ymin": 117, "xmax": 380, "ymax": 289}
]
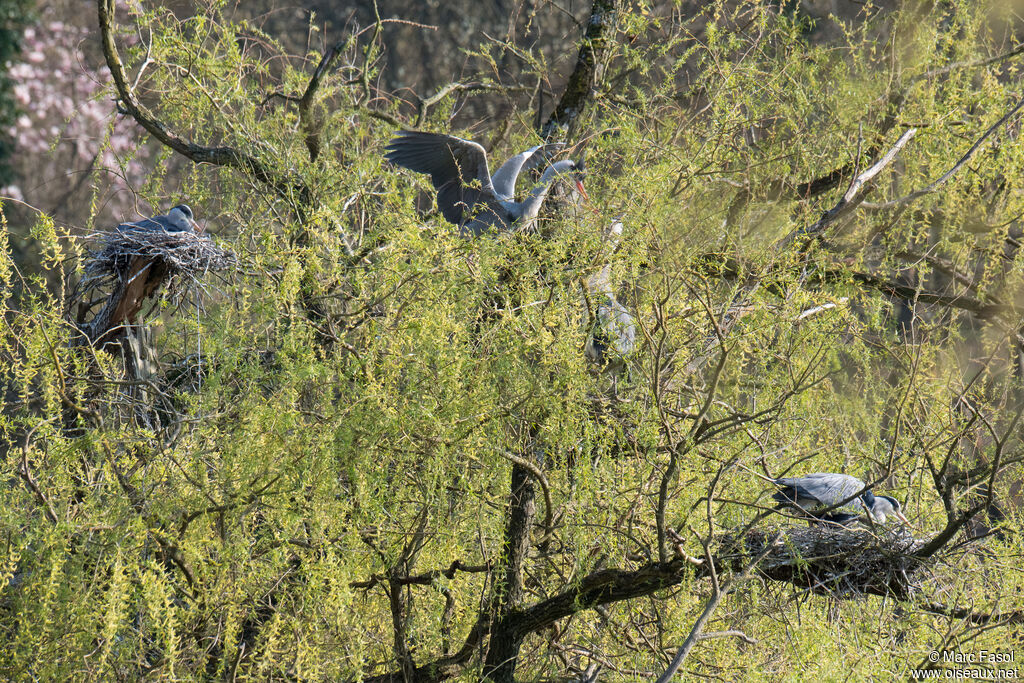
[
  {"xmin": 723, "ymin": 525, "xmax": 924, "ymax": 599},
  {"xmin": 73, "ymin": 226, "xmax": 238, "ymax": 346},
  {"xmin": 84, "ymin": 225, "xmax": 236, "ymax": 283}
]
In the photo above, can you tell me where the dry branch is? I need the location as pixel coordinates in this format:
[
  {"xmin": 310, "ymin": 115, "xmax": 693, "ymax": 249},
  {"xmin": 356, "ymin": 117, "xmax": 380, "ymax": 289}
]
[
  {"xmin": 776, "ymin": 128, "xmax": 917, "ymax": 250},
  {"xmin": 656, "ymin": 531, "xmax": 781, "ymax": 682}
]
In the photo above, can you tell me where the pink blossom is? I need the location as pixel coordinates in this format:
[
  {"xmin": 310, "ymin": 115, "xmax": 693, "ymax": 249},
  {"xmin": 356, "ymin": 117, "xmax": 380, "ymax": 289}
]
[
  {"xmin": 5, "ymin": 14, "xmax": 154, "ymax": 220},
  {"xmin": 1, "ymin": 185, "xmax": 25, "ymax": 202}
]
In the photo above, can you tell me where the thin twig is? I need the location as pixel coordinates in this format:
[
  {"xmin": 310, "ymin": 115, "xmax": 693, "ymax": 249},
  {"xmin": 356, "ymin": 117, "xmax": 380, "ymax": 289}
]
[{"xmin": 655, "ymin": 532, "xmax": 782, "ymax": 682}]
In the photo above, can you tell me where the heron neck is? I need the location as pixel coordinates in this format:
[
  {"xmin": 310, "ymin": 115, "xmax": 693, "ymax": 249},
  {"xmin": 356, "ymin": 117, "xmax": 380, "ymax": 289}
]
[{"xmin": 518, "ymin": 165, "xmax": 563, "ymax": 220}]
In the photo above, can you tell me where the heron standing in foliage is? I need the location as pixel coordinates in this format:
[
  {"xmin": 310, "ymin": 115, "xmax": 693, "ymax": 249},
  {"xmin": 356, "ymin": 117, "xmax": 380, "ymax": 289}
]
[{"xmin": 584, "ymin": 219, "xmax": 636, "ymax": 367}]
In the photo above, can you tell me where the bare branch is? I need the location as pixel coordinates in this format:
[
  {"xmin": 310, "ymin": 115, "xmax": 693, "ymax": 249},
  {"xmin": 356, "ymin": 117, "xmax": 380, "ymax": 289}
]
[
  {"xmin": 697, "ymin": 630, "xmax": 757, "ymax": 644},
  {"xmin": 863, "ymin": 94, "xmax": 1024, "ymax": 210},
  {"xmin": 415, "ymin": 82, "xmax": 528, "ymax": 127},
  {"xmin": 297, "ymin": 40, "xmax": 362, "ymax": 161},
  {"xmin": 920, "ymin": 602, "xmax": 1024, "ymax": 626},
  {"xmin": 98, "ymin": 0, "xmax": 310, "ymax": 203},
  {"xmin": 776, "ymin": 128, "xmax": 917, "ymax": 249},
  {"xmin": 655, "ymin": 532, "xmax": 781, "ymax": 683},
  {"xmin": 910, "ymin": 42, "xmax": 1024, "ymax": 85}
]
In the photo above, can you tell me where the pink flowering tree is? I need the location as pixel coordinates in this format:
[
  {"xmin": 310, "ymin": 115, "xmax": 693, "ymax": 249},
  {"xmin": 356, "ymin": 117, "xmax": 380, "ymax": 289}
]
[{"xmin": 2, "ymin": 7, "xmax": 155, "ymax": 238}]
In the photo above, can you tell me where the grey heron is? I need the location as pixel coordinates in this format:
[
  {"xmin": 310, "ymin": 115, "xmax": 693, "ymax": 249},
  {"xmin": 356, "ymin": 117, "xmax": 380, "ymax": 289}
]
[
  {"xmin": 584, "ymin": 219, "xmax": 636, "ymax": 367},
  {"xmin": 772, "ymin": 472, "xmax": 909, "ymax": 525},
  {"xmin": 585, "ymin": 294, "xmax": 636, "ymax": 366},
  {"xmin": 385, "ymin": 131, "xmax": 587, "ymax": 237},
  {"xmin": 119, "ymin": 204, "xmax": 199, "ymax": 233}
]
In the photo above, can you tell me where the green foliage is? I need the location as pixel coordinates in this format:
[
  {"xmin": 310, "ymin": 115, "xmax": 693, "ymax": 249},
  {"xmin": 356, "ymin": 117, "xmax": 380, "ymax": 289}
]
[{"xmin": 1, "ymin": 1, "xmax": 1023, "ymax": 680}]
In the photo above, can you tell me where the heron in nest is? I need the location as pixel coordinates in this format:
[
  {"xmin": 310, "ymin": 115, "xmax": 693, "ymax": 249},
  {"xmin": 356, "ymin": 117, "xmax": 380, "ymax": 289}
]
[
  {"xmin": 772, "ymin": 472, "xmax": 909, "ymax": 526},
  {"xmin": 119, "ymin": 205, "xmax": 200, "ymax": 233}
]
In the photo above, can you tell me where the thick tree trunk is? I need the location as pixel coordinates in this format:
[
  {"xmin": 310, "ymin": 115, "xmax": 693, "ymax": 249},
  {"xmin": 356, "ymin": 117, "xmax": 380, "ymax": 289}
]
[
  {"xmin": 483, "ymin": 463, "xmax": 536, "ymax": 682},
  {"xmin": 80, "ymin": 255, "xmax": 168, "ymax": 348},
  {"xmin": 540, "ymin": 0, "xmax": 620, "ymax": 142}
]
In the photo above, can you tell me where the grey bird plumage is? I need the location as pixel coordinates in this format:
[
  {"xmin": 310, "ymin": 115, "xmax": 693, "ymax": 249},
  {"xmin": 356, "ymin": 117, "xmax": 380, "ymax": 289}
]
[
  {"xmin": 772, "ymin": 472, "xmax": 909, "ymax": 525},
  {"xmin": 585, "ymin": 295, "xmax": 636, "ymax": 365},
  {"xmin": 119, "ymin": 204, "xmax": 198, "ymax": 233},
  {"xmin": 584, "ymin": 219, "xmax": 636, "ymax": 367},
  {"xmin": 385, "ymin": 131, "xmax": 585, "ymax": 237},
  {"xmin": 489, "ymin": 142, "xmax": 565, "ymax": 201}
]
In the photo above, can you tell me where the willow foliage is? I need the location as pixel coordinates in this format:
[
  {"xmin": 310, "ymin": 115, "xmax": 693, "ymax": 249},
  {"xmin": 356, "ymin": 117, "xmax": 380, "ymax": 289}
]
[{"xmin": 1, "ymin": 1, "xmax": 1022, "ymax": 680}]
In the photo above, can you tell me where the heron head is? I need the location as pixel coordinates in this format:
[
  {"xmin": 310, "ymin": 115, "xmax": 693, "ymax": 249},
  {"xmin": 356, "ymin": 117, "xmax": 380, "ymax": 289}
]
[
  {"xmin": 169, "ymin": 204, "xmax": 200, "ymax": 232},
  {"xmin": 565, "ymin": 159, "xmax": 589, "ymax": 203},
  {"xmin": 873, "ymin": 495, "xmax": 909, "ymax": 524},
  {"xmin": 540, "ymin": 159, "xmax": 590, "ymax": 204},
  {"xmin": 879, "ymin": 495, "xmax": 909, "ymax": 524}
]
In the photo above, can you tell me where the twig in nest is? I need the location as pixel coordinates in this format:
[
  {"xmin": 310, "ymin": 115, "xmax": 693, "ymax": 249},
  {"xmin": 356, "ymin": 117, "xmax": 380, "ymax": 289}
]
[
  {"xmin": 75, "ymin": 226, "xmax": 236, "ymax": 346},
  {"xmin": 84, "ymin": 225, "xmax": 235, "ymax": 284}
]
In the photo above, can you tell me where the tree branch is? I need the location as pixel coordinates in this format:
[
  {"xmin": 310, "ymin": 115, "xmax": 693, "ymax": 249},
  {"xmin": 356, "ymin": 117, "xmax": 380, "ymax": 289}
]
[
  {"xmin": 862, "ymin": 94, "xmax": 1024, "ymax": 210},
  {"xmin": 483, "ymin": 461, "xmax": 537, "ymax": 681},
  {"xmin": 98, "ymin": 0, "xmax": 311, "ymax": 204},
  {"xmin": 776, "ymin": 128, "xmax": 917, "ymax": 250},
  {"xmin": 297, "ymin": 40, "xmax": 360, "ymax": 161},
  {"xmin": 655, "ymin": 532, "xmax": 781, "ymax": 682}
]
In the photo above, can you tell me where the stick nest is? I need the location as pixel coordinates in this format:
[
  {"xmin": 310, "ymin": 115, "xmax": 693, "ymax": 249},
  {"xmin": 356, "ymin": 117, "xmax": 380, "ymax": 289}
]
[
  {"xmin": 85, "ymin": 225, "xmax": 236, "ymax": 283},
  {"xmin": 727, "ymin": 525, "xmax": 924, "ymax": 598}
]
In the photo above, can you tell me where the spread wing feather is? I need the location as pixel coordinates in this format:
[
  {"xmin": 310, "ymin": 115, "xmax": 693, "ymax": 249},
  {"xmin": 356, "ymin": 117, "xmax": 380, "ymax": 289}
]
[{"xmin": 385, "ymin": 131, "xmax": 497, "ymax": 225}]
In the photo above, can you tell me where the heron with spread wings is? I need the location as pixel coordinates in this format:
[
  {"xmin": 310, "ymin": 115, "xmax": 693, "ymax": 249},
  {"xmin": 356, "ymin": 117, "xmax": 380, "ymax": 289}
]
[{"xmin": 385, "ymin": 131, "xmax": 587, "ymax": 236}]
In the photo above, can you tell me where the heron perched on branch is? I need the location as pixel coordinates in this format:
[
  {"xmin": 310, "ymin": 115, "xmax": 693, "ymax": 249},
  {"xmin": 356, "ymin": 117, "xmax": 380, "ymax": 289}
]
[
  {"xmin": 385, "ymin": 131, "xmax": 588, "ymax": 236},
  {"xmin": 772, "ymin": 472, "xmax": 909, "ymax": 526}
]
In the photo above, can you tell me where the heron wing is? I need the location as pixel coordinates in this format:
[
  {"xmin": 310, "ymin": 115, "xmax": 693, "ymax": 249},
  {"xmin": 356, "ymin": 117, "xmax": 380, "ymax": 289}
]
[
  {"xmin": 772, "ymin": 479, "xmax": 811, "ymax": 506},
  {"xmin": 460, "ymin": 197, "xmax": 515, "ymax": 237},
  {"xmin": 777, "ymin": 473, "xmax": 865, "ymax": 510},
  {"xmin": 490, "ymin": 143, "xmax": 564, "ymax": 200},
  {"xmin": 385, "ymin": 131, "xmax": 496, "ymax": 225},
  {"xmin": 119, "ymin": 216, "xmax": 160, "ymax": 231},
  {"xmin": 119, "ymin": 213, "xmax": 187, "ymax": 232}
]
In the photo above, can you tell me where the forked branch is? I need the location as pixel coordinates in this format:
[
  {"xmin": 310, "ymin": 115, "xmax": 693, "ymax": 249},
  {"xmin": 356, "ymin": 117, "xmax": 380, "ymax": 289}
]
[{"xmin": 98, "ymin": 0, "xmax": 311, "ymax": 204}]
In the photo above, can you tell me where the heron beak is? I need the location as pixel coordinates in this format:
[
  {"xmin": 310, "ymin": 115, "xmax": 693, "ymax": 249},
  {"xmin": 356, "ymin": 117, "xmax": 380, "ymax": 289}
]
[{"xmin": 575, "ymin": 178, "xmax": 590, "ymax": 203}]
